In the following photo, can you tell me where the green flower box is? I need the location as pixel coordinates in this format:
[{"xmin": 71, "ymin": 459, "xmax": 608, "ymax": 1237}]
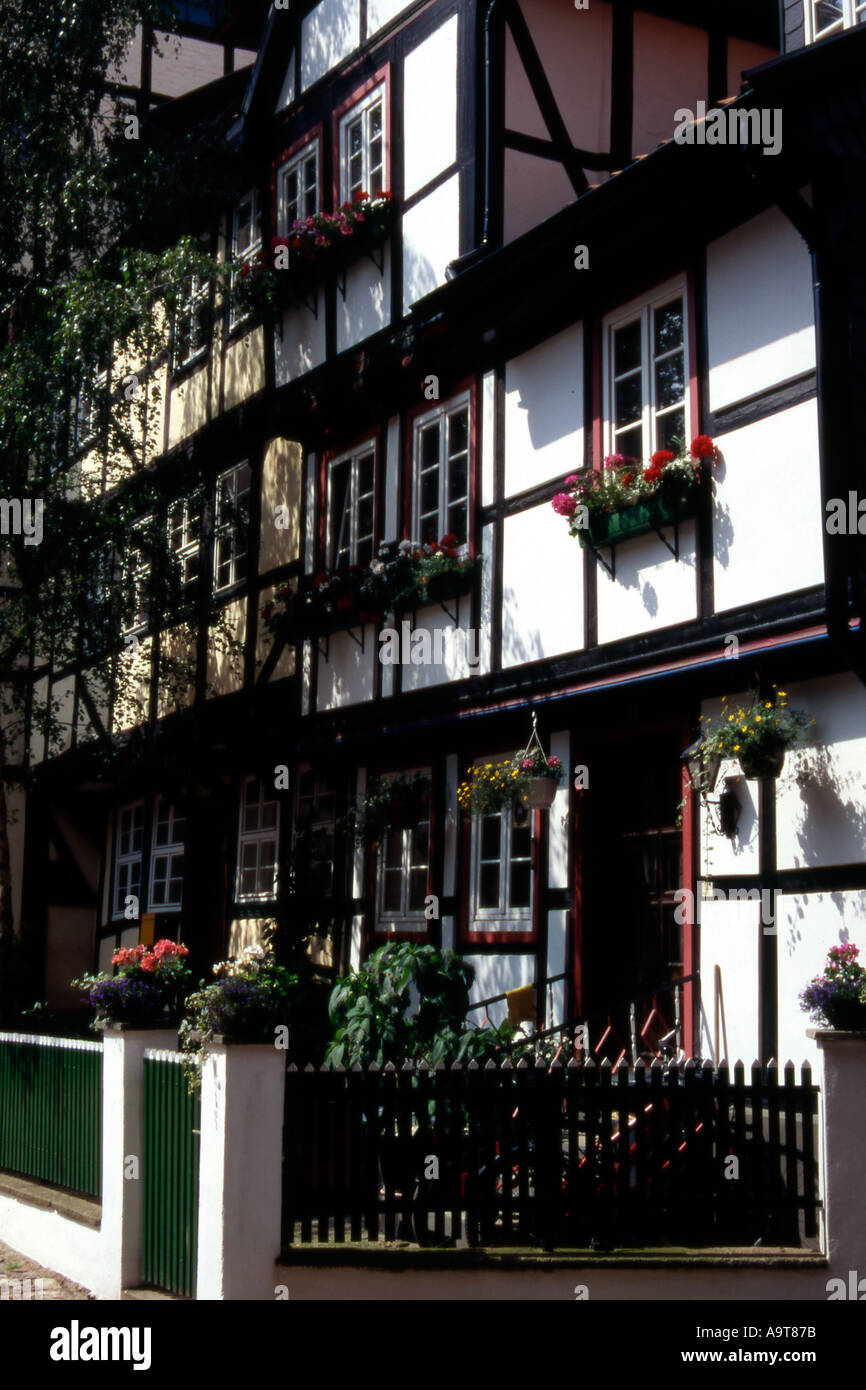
[{"xmin": 578, "ymin": 490, "xmax": 698, "ymax": 550}]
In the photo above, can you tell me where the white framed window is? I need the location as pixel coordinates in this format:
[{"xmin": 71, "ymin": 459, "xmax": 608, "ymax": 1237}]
[
  {"xmin": 604, "ymin": 281, "xmax": 689, "ymax": 463},
  {"xmin": 214, "ymin": 462, "xmax": 252, "ymax": 592},
  {"xmin": 412, "ymin": 395, "xmax": 470, "ymax": 547},
  {"xmin": 75, "ymin": 367, "xmax": 108, "ymax": 449},
  {"xmin": 113, "ymin": 802, "xmax": 144, "ymax": 919},
  {"xmin": 294, "ymin": 768, "xmax": 337, "ymax": 897},
  {"xmin": 237, "ymin": 776, "xmax": 280, "ymax": 902},
  {"xmin": 469, "ymin": 768, "xmax": 534, "ymax": 931},
  {"xmin": 339, "ymin": 85, "xmax": 386, "ymax": 204},
  {"xmin": 277, "ymin": 142, "xmax": 319, "ymax": 233},
  {"xmin": 148, "ymin": 798, "xmax": 185, "ymax": 910},
  {"xmin": 174, "ymin": 271, "xmax": 210, "ymax": 371},
  {"xmin": 229, "ymin": 189, "xmax": 262, "ymax": 331},
  {"xmin": 375, "ymin": 773, "xmax": 431, "ymax": 933},
  {"xmin": 168, "ymin": 494, "xmax": 203, "ymax": 594},
  {"xmin": 806, "ymin": 0, "xmax": 866, "ymax": 39},
  {"xmin": 327, "ymin": 442, "xmax": 376, "ymax": 570},
  {"xmin": 121, "ymin": 522, "xmax": 151, "ymax": 635}
]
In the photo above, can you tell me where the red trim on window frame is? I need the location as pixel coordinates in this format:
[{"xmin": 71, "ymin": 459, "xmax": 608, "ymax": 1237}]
[
  {"xmin": 401, "ymin": 378, "xmax": 477, "ymax": 552},
  {"xmin": 317, "ymin": 425, "xmax": 384, "ymax": 573},
  {"xmin": 271, "ymin": 123, "xmax": 325, "ymax": 241},
  {"xmin": 331, "ymin": 64, "xmax": 392, "ymax": 211},
  {"xmin": 457, "ymin": 753, "xmax": 538, "ymax": 950}
]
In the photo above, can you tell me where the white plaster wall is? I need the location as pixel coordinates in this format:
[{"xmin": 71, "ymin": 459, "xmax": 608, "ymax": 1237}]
[
  {"xmin": 727, "ymin": 39, "xmax": 779, "ymax": 94},
  {"xmin": 316, "ymin": 626, "xmax": 376, "ymax": 709},
  {"xmin": 501, "ymin": 503, "xmax": 584, "ymax": 667},
  {"xmin": 478, "ymin": 522, "xmax": 495, "ymax": 676},
  {"xmin": 778, "ymin": 890, "xmax": 866, "ymax": 1066},
  {"xmin": 698, "ymin": 695, "xmax": 760, "ymax": 877},
  {"xmin": 775, "ymin": 674, "xmax": 866, "ymax": 871},
  {"xmin": 547, "ymin": 731, "xmax": 570, "ymax": 890},
  {"xmin": 518, "ymin": 0, "xmax": 612, "ymax": 157},
  {"xmin": 504, "ymin": 326, "xmax": 582, "ymax": 497},
  {"xmin": 396, "ymin": 597, "xmax": 479, "ymax": 692},
  {"xmin": 384, "ymin": 416, "xmax": 400, "ymax": 540},
  {"xmin": 151, "ymin": 34, "xmax": 223, "ymax": 99},
  {"xmin": 301, "ymin": 0, "xmax": 360, "ymax": 91},
  {"xmin": 336, "ymin": 247, "xmax": 391, "ymax": 354},
  {"xmin": 404, "ymin": 18, "xmax": 458, "ymax": 199},
  {"xmin": 697, "ymin": 898, "xmax": 761, "ymax": 1064},
  {"xmin": 595, "ymin": 523, "xmax": 698, "ymax": 645},
  {"xmin": 368, "ymin": 0, "xmax": 411, "ymax": 32},
  {"xmin": 0, "ymin": 1193, "xmax": 107, "ymax": 1298},
  {"xmin": 712, "ymin": 401, "xmax": 823, "ymax": 612},
  {"xmin": 465, "ymin": 954, "xmax": 535, "ymax": 1029},
  {"xmin": 402, "ymin": 175, "xmax": 460, "ymax": 313},
  {"xmin": 275, "ymin": 296, "xmax": 327, "ymax": 384},
  {"xmin": 275, "ymin": 57, "xmax": 296, "ymax": 112},
  {"xmin": 632, "ymin": 13, "xmax": 708, "ymax": 155},
  {"xmin": 503, "ymin": 149, "xmax": 575, "ymax": 245},
  {"xmin": 481, "ymin": 372, "xmax": 496, "ymax": 507},
  {"xmin": 706, "ymin": 209, "xmax": 815, "ymax": 413}
]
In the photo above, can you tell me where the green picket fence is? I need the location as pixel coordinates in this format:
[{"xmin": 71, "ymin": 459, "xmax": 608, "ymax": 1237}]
[
  {"xmin": 142, "ymin": 1051, "xmax": 200, "ymax": 1297},
  {"xmin": 0, "ymin": 1033, "xmax": 102, "ymax": 1199}
]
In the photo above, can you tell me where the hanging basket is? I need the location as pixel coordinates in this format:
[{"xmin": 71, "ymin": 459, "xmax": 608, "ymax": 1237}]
[
  {"xmin": 738, "ymin": 741, "xmax": 786, "ymax": 780},
  {"xmin": 524, "ymin": 776, "xmax": 558, "ymax": 810}
]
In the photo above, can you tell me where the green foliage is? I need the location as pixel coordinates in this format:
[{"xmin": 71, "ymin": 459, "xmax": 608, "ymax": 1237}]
[{"xmin": 325, "ymin": 942, "xmax": 517, "ymax": 1069}]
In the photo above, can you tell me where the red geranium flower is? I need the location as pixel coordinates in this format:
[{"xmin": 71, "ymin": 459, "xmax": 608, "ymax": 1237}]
[
  {"xmin": 690, "ymin": 434, "xmax": 716, "ymax": 460},
  {"xmin": 622, "ymin": 472, "xmax": 634, "ymax": 487},
  {"xmin": 353, "ymin": 189, "xmax": 369, "ymax": 202},
  {"xmin": 643, "ymin": 464, "xmax": 664, "ymax": 484},
  {"xmin": 651, "ymin": 450, "xmax": 675, "ymax": 469}
]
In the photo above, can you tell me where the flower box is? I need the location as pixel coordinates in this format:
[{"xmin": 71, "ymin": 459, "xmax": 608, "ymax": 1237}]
[
  {"xmin": 400, "ymin": 565, "xmax": 476, "ymax": 610},
  {"xmin": 578, "ymin": 490, "xmax": 698, "ymax": 551}
]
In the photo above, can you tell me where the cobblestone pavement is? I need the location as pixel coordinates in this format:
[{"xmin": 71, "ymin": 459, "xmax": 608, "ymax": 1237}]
[{"xmin": 0, "ymin": 1238, "xmax": 93, "ymax": 1300}]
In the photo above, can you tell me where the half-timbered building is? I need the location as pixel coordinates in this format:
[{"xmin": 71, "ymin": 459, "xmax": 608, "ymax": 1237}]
[{"xmin": 16, "ymin": 0, "xmax": 866, "ymax": 1068}]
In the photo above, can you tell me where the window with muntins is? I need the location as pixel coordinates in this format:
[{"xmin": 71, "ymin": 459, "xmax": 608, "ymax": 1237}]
[
  {"xmin": 807, "ymin": 0, "xmax": 866, "ymax": 38},
  {"xmin": 174, "ymin": 271, "xmax": 210, "ymax": 370},
  {"xmin": 237, "ymin": 777, "xmax": 280, "ymax": 901},
  {"xmin": 413, "ymin": 397, "xmax": 470, "ymax": 546},
  {"xmin": 339, "ymin": 86, "xmax": 385, "ymax": 203},
  {"xmin": 327, "ymin": 443, "xmax": 376, "ymax": 570},
  {"xmin": 214, "ymin": 462, "xmax": 251, "ymax": 592},
  {"xmin": 605, "ymin": 286, "xmax": 688, "ymax": 463},
  {"xmin": 470, "ymin": 796, "xmax": 533, "ymax": 932},
  {"xmin": 229, "ymin": 190, "xmax": 262, "ymax": 330},
  {"xmin": 277, "ymin": 143, "xmax": 319, "ymax": 232},
  {"xmin": 75, "ymin": 367, "xmax": 108, "ymax": 450},
  {"xmin": 148, "ymin": 798, "xmax": 185, "ymax": 910},
  {"xmin": 294, "ymin": 768, "xmax": 337, "ymax": 897},
  {"xmin": 376, "ymin": 777, "xmax": 431, "ymax": 933},
  {"xmin": 121, "ymin": 524, "xmax": 151, "ymax": 635},
  {"xmin": 168, "ymin": 494, "xmax": 203, "ymax": 595},
  {"xmin": 113, "ymin": 803, "xmax": 144, "ymax": 918}
]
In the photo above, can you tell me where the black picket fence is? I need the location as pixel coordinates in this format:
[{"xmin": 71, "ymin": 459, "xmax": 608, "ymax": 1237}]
[{"xmin": 281, "ymin": 1058, "xmax": 821, "ymax": 1252}]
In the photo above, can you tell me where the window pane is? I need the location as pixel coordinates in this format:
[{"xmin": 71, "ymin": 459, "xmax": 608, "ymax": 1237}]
[
  {"xmin": 480, "ymin": 815, "xmax": 500, "ymax": 860},
  {"xmin": 409, "ymin": 869, "xmax": 427, "ymax": 912},
  {"xmin": 653, "ymin": 299, "xmax": 683, "ymax": 356},
  {"xmin": 510, "ymin": 860, "xmax": 531, "ymax": 909},
  {"xmin": 614, "ymin": 320, "xmax": 641, "ymax": 376},
  {"xmin": 655, "ymin": 353, "xmax": 684, "ymax": 411},
  {"xmin": 480, "ymin": 862, "xmax": 500, "ymax": 909},
  {"xmin": 421, "ymin": 423, "xmax": 440, "ymax": 467},
  {"xmin": 384, "ymin": 831, "xmax": 402, "ymax": 869},
  {"xmin": 421, "ymin": 468, "xmax": 439, "ymax": 519},
  {"xmin": 261, "ymin": 801, "xmax": 277, "ymax": 830},
  {"xmin": 449, "ymin": 408, "xmax": 468, "ymax": 457},
  {"xmin": 448, "ymin": 450, "xmax": 467, "ymax": 504},
  {"xmin": 384, "ymin": 871, "xmax": 402, "ymax": 912},
  {"xmin": 615, "ymin": 424, "xmax": 643, "ymax": 461},
  {"xmin": 615, "ymin": 373, "xmax": 642, "ymax": 427},
  {"xmin": 656, "ymin": 408, "xmax": 685, "ymax": 454},
  {"xmin": 358, "ymin": 451, "xmax": 375, "ymax": 497},
  {"xmin": 511, "ymin": 822, "xmax": 532, "ymax": 860}
]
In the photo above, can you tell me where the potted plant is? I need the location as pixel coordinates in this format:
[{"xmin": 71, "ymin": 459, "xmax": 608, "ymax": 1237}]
[
  {"xmin": 72, "ymin": 939, "xmax": 192, "ymax": 1029},
  {"xmin": 179, "ymin": 932, "xmax": 299, "ymax": 1088},
  {"xmin": 800, "ymin": 943, "xmax": 866, "ymax": 1031},
  {"xmin": 698, "ymin": 687, "xmax": 814, "ymax": 781},
  {"xmin": 551, "ymin": 435, "xmax": 716, "ymax": 551}
]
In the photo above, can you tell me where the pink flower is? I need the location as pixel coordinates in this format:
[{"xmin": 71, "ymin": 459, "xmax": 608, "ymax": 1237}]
[
  {"xmin": 604, "ymin": 453, "xmax": 625, "ymax": 469},
  {"xmin": 314, "ymin": 234, "xmax": 327, "ymax": 246},
  {"xmin": 547, "ymin": 756, "xmax": 560, "ymax": 768},
  {"xmin": 564, "ymin": 474, "xmax": 580, "ymax": 486},
  {"xmin": 552, "ymin": 492, "xmax": 577, "ymax": 517},
  {"xmin": 353, "ymin": 212, "xmax": 366, "ymax": 223},
  {"xmin": 521, "ymin": 758, "xmax": 534, "ymax": 769}
]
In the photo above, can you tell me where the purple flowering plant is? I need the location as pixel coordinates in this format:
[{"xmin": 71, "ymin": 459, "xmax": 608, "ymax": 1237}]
[{"xmin": 800, "ymin": 943, "xmax": 866, "ymax": 1029}]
